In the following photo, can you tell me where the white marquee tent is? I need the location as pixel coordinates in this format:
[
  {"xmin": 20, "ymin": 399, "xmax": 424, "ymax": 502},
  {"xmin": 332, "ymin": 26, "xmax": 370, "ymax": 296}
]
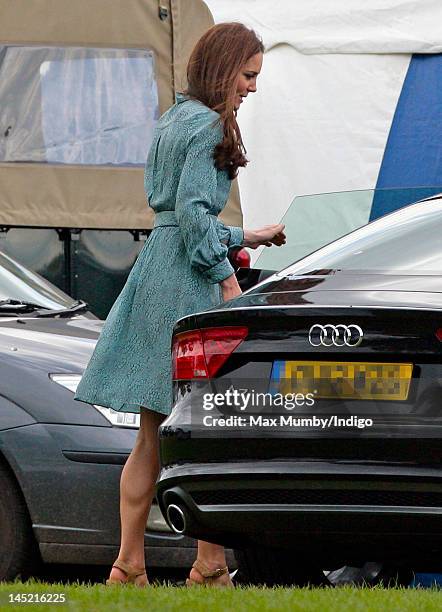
[{"xmin": 205, "ymin": 0, "xmax": 442, "ymax": 262}]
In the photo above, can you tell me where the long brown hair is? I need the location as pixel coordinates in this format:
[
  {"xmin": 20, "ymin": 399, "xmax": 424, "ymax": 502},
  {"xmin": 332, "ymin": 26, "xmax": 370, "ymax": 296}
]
[{"xmin": 185, "ymin": 23, "xmax": 264, "ymax": 179}]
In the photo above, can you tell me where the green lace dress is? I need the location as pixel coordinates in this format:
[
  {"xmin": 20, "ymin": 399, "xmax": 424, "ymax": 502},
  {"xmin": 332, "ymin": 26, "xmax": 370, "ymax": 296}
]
[{"xmin": 74, "ymin": 94, "xmax": 244, "ymax": 416}]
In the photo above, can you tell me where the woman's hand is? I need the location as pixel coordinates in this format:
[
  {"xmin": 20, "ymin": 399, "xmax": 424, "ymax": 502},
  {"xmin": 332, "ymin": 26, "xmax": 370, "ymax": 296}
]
[
  {"xmin": 242, "ymin": 224, "xmax": 286, "ymax": 250},
  {"xmin": 220, "ymin": 273, "xmax": 242, "ymax": 302}
]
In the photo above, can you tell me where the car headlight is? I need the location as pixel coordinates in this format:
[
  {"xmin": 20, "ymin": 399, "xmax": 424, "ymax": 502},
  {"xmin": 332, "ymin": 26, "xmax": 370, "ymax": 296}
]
[{"xmin": 49, "ymin": 373, "xmax": 140, "ymax": 429}]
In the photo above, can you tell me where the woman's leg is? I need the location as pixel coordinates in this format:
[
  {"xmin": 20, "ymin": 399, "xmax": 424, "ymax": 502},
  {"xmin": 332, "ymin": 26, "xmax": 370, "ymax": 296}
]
[{"xmin": 108, "ymin": 407, "xmax": 164, "ymax": 584}]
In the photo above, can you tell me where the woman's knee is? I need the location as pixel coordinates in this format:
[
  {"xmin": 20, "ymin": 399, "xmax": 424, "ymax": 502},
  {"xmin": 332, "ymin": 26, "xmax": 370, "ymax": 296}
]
[
  {"xmin": 140, "ymin": 406, "xmax": 165, "ymax": 432},
  {"xmin": 128, "ymin": 408, "xmax": 164, "ymax": 465},
  {"xmin": 135, "ymin": 407, "xmax": 165, "ymax": 445}
]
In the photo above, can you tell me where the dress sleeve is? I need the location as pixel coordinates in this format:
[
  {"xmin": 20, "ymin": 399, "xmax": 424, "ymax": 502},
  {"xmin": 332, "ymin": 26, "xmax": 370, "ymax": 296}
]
[
  {"xmin": 175, "ymin": 124, "xmax": 237, "ymax": 284},
  {"xmin": 215, "ymin": 220, "xmax": 244, "ymax": 248}
]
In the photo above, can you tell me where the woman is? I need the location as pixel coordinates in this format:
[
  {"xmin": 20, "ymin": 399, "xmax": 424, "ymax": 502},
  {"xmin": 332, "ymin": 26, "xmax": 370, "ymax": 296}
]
[{"xmin": 74, "ymin": 22, "xmax": 286, "ymax": 587}]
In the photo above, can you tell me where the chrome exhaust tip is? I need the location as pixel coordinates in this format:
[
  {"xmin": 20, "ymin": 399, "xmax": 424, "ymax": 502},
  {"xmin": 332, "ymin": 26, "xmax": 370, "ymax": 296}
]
[{"xmin": 166, "ymin": 503, "xmax": 186, "ymax": 534}]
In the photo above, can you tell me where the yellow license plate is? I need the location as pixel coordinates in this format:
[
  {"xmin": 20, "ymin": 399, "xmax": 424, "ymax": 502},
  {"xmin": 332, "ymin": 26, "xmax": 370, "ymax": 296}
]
[{"xmin": 271, "ymin": 361, "xmax": 413, "ymax": 401}]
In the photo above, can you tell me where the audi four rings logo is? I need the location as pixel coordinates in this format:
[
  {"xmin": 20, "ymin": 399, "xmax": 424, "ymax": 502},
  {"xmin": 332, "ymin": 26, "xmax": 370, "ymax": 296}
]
[{"xmin": 308, "ymin": 324, "xmax": 364, "ymax": 347}]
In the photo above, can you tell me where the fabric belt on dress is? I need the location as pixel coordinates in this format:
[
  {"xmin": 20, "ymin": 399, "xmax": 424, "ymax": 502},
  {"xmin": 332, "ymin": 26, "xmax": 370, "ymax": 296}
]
[{"xmin": 153, "ymin": 211, "xmax": 179, "ymax": 228}]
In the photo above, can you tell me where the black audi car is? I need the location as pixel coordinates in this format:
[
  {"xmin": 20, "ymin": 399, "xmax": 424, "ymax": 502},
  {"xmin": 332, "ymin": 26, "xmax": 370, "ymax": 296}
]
[{"xmin": 157, "ymin": 192, "xmax": 442, "ymax": 586}]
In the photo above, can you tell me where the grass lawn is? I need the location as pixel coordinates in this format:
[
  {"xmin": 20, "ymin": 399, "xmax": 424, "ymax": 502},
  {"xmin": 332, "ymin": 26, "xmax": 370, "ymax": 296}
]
[{"xmin": 0, "ymin": 581, "xmax": 441, "ymax": 612}]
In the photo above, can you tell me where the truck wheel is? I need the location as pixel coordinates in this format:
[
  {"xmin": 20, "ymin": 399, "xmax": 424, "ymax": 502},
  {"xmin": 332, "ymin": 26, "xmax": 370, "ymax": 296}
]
[
  {"xmin": 234, "ymin": 547, "xmax": 325, "ymax": 586},
  {"xmin": 0, "ymin": 463, "xmax": 40, "ymax": 581}
]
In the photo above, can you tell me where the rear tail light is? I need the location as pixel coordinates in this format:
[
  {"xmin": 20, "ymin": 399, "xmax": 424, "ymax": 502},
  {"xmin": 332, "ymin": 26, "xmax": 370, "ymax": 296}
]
[
  {"xmin": 202, "ymin": 327, "xmax": 248, "ymax": 377},
  {"xmin": 171, "ymin": 330, "xmax": 207, "ymax": 380},
  {"xmin": 172, "ymin": 326, "xmax": 248, "ymax": 380},
  {"xmin": 436, "ymin": 328, "xmax": 442, "ymax": 342},
  {"xmin": 228, "ymin": 247, "xmax": 251, "ymax": 269}
]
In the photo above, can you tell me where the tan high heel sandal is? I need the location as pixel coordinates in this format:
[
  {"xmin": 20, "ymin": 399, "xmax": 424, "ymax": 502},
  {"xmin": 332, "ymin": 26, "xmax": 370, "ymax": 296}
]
[
  {"xmin": 105, "ymin": 559, "xmax": 148, "ymax": 587},
  {"xmin": 185, "ymin": 559, "xmax": 233, "ymax": 587}
]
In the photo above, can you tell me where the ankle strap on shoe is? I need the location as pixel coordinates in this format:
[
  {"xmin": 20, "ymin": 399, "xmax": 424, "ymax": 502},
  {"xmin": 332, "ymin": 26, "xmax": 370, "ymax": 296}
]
[
  {"xmin": 112, "ymin": 559, "xmax": 146, "ymax": 579},
  {"xmin": 192, "ymin": 559, "xmax": 229, "ymax": 578}
]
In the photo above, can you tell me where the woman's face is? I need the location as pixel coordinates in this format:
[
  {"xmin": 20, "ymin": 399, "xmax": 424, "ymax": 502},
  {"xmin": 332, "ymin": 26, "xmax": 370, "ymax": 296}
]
[{"xmin": 234, "ymin": 52, "xmax": 263, "ymax": 110}]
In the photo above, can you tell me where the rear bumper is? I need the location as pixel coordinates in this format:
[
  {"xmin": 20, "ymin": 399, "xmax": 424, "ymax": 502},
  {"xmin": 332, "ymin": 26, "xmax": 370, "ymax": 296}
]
[{"xmin": 157, "ymin": 461, "xmax": 442, "ymax": 568}]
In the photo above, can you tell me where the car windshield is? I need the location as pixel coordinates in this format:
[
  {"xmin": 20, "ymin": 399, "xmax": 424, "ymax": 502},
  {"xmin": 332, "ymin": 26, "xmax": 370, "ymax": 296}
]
[
  {"xmin": 254, "ymin": 187, "xmax": 442, "ymax": 276},
  {"xmin": 0, "ymin": 250, "xmax": 77, "ymax": 310}
]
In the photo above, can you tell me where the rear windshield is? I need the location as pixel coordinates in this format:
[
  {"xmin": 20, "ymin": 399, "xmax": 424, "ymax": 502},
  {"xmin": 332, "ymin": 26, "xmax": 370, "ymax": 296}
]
[{"xmin": 280, "ymin": 199, "xmax": 442, "ymax": 277}]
